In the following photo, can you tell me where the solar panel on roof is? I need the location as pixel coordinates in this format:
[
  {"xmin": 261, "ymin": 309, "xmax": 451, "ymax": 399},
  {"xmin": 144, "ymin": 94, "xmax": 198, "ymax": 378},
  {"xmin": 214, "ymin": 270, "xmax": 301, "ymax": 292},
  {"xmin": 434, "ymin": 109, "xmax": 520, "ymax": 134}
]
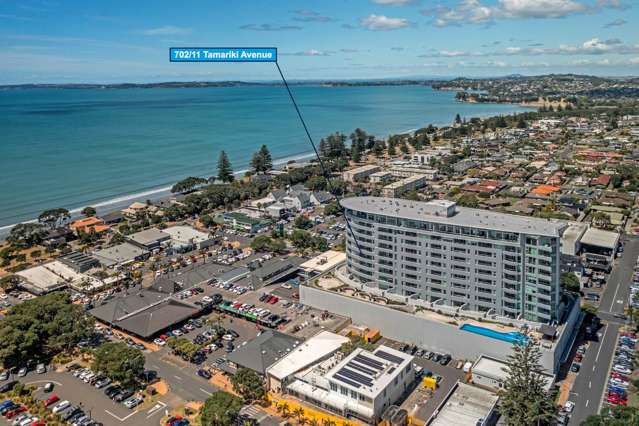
[
  {"xmin": 387, "ymin": 367, "xmax": 396, "ymax": 374},
  {"xmin": 333, "ymin": 374, "xmax": 361, "ymax": 388},
  {"xmin": 375, "ymin": 350, "xmax": 405, "ymax": 365},
  {"xmin": 354, "ymin": 354, "xmax": 384, "ymax": 370},
  {"xmin": 338, "ymin": 368, "xmax": 373, "ymax": 386},
  {"xmin": 347, "ymin": 361, "xmax": 376, "ymax": 376}
]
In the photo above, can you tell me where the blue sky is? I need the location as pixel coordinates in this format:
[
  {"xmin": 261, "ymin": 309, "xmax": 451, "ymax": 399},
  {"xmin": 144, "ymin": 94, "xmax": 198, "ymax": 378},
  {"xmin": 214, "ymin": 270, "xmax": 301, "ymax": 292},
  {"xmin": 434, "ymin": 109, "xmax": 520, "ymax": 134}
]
[{"xmin": 0, "ymin": 0, "xmax": 637, "ymax": 83}]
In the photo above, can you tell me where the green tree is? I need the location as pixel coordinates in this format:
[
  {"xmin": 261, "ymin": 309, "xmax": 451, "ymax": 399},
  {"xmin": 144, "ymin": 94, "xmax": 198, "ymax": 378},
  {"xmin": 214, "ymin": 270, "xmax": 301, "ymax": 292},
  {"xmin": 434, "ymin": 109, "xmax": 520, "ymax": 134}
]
[
  {"xmin": 351, "ymin": 143, "xmax": 361, "ymax": 163},
  {"xmin": 251, "ymin": 235, "xmax": 274, "ymax": 252},
  {"xmin": 93, "ymin": 342, "xmax": 145, "ymax": 388},
  {"xmin": 0, "ymin": 292, "xmax": 94, "ymax": 368},
  {"xmin": 560, "ymin": 272, "xmax": 580, "ymax": 293},
  {"xmin": 294, "ymin": 215, "xmax": 314, "ymax": 230},
  {"xmin": 324, "ymin": 202, "xmax": 341, "ymax": 217},
  {"xmin": 217, "ymin": 151, "xmax": 235, "ymax": 183},
  {"xmin": 171, "ymin": 176, "xmax": 208, "ymax": 193},
  {"xmin": 230, "ymin": 368, "xmax": 265, "ymax": 402},
  {"xmin": 457, "ymin": 193, "xmax": 480, "ymax": 208},
  {"xmin": 498, "ymin": 334, "xmax": 556, "ymax": 426},
  {"xmin": 81, "ymin": 206, "xmax": 97, "ymax": 217},
  {"xmin": 200, "ymin": 391, "xmax": 243, "ymax": 426},
  {"xmin": 0, "ymin": 275, "xmax": 19, "ymax": 292},
  {"xmin": 7, "ymin": 223, "xmax": 47, "ymax": 248},
  {"xmin": 38, "ymin": 208, "xmax": 70, "ymax": 229},
  {"xmin": 251, "ymin": 144, "xmax": 273, "ymax": 174},
  {"xmin": 372, "ymin": 140, "xmax": 385, "ymax": 158}
]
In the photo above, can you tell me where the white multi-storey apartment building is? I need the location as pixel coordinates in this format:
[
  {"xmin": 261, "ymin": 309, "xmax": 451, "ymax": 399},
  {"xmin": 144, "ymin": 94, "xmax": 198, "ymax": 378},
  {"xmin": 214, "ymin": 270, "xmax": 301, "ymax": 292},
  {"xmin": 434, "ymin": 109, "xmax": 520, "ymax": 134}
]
[{"xmin": 341, "ymin": 197, "xmax": 567, "ymax": 323}]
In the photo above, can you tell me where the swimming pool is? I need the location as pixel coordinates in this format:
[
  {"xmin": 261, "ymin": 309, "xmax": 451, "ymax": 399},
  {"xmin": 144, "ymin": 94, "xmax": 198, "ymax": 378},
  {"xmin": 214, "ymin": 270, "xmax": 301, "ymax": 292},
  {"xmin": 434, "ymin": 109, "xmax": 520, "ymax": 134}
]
[{"xmin": 460, "ymin": 324, "xmax": 528, "ymax": 345}]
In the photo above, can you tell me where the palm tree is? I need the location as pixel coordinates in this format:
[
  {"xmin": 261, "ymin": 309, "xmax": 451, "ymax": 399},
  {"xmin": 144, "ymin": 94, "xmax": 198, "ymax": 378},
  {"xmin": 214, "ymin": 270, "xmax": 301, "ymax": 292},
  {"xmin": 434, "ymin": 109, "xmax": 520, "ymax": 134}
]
[
  {"xmin": 322, "ymin": 419, "xmax": 336, "ymax": 426},
  {"xmin": 309, "ymin": 419, "xmax": 320, "ymax": 426},
  {"xmin": 293, "ymin": 407, "xmax": 305, "ymax": 423},
  {"xmin": 278, "ymin": 402, "xmax": 290, "ymax": 418}
]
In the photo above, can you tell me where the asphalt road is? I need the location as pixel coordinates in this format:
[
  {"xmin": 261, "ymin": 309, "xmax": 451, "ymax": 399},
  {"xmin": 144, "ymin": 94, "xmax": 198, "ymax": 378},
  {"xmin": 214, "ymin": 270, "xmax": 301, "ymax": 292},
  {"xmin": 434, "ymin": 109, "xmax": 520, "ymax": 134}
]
[{"xmin": 569, "ymin": 236, "xmax": 639, "ymax": 425}]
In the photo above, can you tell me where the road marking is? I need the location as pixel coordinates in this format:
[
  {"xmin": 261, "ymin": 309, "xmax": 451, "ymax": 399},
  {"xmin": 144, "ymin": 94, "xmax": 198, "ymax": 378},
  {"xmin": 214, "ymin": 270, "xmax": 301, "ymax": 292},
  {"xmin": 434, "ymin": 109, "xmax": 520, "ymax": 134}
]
[
  {"xmin": 610, "ymin": 276, "xmax": 622, "ymax": 311},
  {"xmin": 173, "ymin": 375, "xmax": 183, "ymax": 381},
  {"xmin": 589, "ymin": 381, "xmax": 592, "ymax": 389},
  {"xmin": 595, "ymin": 325, "xmax": 610, "ymax": 363},
  {"xmin": 105, "ymin": 409, "xmax": 138, "ymax": 422},
  {"xmin": 146, "ymin": 401, "xmax": 167, "ymax": 419},
  {"xmin": 200, "ymin": 388, "xmax": 213, "ymax": 396},
  {"xmin": 586, "ymin": 400, "xmax": 590, "ymax": 407},
  {"xmin": 25, "ymin": 380, "xmax": 63, "ymax": 387}
]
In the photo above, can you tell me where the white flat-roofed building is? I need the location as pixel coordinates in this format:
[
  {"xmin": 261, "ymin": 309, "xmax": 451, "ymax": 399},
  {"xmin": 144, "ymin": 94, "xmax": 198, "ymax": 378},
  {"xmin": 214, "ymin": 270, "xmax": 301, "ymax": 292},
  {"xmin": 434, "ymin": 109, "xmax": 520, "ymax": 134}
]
[
  {"xmin": 428, "ymin": 382, "xmax": 499, "ymax": 426},
  {"xmin": 389, "ymin": 164, "xmax": 438, "ymax": 180},
  {"xmin": 471, "ymin": 355, "xmax": 553, "ymax": 392},
  {"xmin": 17, "ymin": 260, "xmax": 106, "ymax": 295},
  {"xmin": 163, "ymin": 225, "xmax": 215, "ymax": 249},
  {"xmin": 286, "ymin": 345, "xmax": 414, "ymax": 424},
  {"xmin": 299, "ymin": 250, "xmax": 347, "ymax": 276},
  {"xmin": 341, "ymin": 196, "xmax": 567, "ymax": 323},
  {"xmin": 266, "ymin": 331, "xmax": 349, "ymax": 393},
  {"xmin": 342, "ymin": 165, "xmax": 381, "ymax": 183},
  {"xmin": 382, "ymin": 175, "xmax": 427, "ymax": 198}
]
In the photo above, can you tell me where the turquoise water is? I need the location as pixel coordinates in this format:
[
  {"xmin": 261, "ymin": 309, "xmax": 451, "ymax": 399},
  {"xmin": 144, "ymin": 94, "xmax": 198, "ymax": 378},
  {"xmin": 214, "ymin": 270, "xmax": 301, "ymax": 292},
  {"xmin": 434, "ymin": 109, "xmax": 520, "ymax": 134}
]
[
  {"xmin": 460, "ymin": 324, "xmax": 528, "ymax": 345},
  {"xmin": 0, "ymin": 85, "xmax": 531, "ymax": 228}
]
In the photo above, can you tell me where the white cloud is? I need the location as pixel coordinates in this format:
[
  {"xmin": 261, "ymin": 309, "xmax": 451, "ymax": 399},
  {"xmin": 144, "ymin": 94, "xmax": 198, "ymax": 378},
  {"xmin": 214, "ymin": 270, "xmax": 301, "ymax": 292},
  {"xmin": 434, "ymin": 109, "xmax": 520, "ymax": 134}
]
[
  {"xmin": 422, "ymin": 0, "xmax": 622, "ymax": 27},
  {"xmin": 499, "ymin": 0, "xmax": 586, "ymax": 18},
  {"xmin": 422, "ymin": 38, "xmax": 639, "ymax": 58},
  {"xmin": 282, "ymin": 49, "xmax": 333, "ymax": 56},
  {"xmin": 239, "ymin": 23, "xmax": 302, "ymax": 31},
  {"xmin": 360, "ymin": 14, "xmax": 411, "ymax": 31},
  {"xmin": 371, "ymin": 0, "xmax": 417, "ymax": 5},
  {"xmin": 603, "ymin": 18, "xmax": 627, "ymax": 28},
  {"xmin": 292, "ymin": 10, "xmax": 335, "ymax": 23},
  {"xmin": 142, "ymin": 25, "xmax": 191, "ymax": 36}
]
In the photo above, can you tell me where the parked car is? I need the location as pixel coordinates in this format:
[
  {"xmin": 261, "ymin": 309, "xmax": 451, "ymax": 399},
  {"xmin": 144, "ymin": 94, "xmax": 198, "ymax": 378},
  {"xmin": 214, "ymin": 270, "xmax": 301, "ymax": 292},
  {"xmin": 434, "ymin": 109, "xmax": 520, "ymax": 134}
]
[
  {"xmin": 35, "ymin": 364, "xmax": 46, "ymax": 374},
  {"xmin": 43, "ymin": 395, "xmax": 59, "ymax": 408},
  {"xmin": 52, "ymin": 400, "xmax": 71, "ymax": 414}
]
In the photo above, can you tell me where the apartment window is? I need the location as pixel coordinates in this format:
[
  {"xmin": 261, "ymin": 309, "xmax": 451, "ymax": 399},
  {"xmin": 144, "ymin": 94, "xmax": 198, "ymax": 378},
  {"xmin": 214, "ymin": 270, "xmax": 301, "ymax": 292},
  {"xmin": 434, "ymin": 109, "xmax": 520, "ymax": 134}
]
[
  {"xmin": 340, "ymin": 387, "xmax": 348, "ymax": 396},
  {"xmin": 330, "ymin": 382, "xmax": 337, "ymax": 391},
  {"xmin": 350, "ymin": 390, "xmax": 358, "ymax": 399}
]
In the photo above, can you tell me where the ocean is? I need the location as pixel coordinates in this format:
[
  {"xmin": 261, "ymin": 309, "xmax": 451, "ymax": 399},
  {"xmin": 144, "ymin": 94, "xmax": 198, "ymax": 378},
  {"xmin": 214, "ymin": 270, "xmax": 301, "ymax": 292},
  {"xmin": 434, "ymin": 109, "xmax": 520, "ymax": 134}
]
[{"xmin": 0, "ymin": 85, "xmax": 531, "ymax": 230}]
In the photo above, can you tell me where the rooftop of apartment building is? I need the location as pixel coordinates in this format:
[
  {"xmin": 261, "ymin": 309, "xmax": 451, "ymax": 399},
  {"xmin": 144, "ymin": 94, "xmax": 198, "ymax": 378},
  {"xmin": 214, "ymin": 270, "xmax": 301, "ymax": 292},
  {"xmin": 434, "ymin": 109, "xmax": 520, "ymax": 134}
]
[{"xmin": 340, "ymin": 196, "xmax": 567, "ymax": 237}]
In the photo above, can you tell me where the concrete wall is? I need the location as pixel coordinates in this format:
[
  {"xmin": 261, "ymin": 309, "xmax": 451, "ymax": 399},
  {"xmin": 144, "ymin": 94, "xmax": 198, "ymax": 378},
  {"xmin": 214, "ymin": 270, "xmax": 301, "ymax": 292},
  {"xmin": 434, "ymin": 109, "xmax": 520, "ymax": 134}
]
[{"xmin": 301, "ymin": 285, "xmax": 564, "ymax": 373}]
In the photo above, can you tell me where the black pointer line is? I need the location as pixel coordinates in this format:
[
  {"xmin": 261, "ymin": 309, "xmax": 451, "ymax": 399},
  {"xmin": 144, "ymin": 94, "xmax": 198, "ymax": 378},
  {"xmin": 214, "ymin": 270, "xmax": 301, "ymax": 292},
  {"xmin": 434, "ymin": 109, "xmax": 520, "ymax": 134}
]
[{"xmin": 274, "ymin": 61, "xmax": 362, "ymax": 254}]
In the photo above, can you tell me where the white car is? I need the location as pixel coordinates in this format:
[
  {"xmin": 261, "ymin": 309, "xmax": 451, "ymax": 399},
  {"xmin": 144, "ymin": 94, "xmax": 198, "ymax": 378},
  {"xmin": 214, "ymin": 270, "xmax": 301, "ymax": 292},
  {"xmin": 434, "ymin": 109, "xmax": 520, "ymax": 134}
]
[
  {"xmin": 222, "ymin": 334, "xmax": 234, "ymax": 341},
  {"xmin": 52, "ymin": 400, "xmax": 71, "ymax": 413},
  {"xmin": 564, "ymin": 401, "xmax": 575, "ymax": 413},
  {"xmin": 153, "ymin": 338, "xmax": 166, "ymax": 346},
  {"xmin": 281, "ymin": 283, "xmax": 292, "ymax": 289},
  {"xmin": 613, "ymin": 365, "xmax": 632, "ymax": 375}
]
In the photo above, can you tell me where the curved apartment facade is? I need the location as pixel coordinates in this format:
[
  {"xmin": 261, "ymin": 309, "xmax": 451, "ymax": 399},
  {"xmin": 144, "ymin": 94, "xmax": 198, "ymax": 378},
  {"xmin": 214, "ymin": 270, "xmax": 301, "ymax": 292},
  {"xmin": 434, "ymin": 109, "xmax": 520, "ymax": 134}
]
[{"xmin": 341, "ymin": 197, "xmax": 566, "ymax": 323}]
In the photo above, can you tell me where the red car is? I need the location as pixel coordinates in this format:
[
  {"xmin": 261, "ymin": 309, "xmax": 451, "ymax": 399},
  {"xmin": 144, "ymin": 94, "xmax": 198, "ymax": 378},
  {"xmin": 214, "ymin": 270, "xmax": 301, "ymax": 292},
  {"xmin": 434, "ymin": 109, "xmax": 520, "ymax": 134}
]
[
  {"xmin": 610, "ymin": 372, "xmax": 629, "ymax": 381},
  {"xmin": 268, "ymin": 296, "xmax": 279, "ymax": 304},
  {"xmin": 31, "ymin": 421, "xmax": 45, "ymax": 426},
  {"xmin": 166, "ymin": 416, "xmax": 183, "ymax": 426},
  {"xmin": 5, "ymin": 406, "xmax": 26, "ymax": 419},
  {"xmin": 44, "ymin": 394, "xmax": 59, "ymax": 407}
]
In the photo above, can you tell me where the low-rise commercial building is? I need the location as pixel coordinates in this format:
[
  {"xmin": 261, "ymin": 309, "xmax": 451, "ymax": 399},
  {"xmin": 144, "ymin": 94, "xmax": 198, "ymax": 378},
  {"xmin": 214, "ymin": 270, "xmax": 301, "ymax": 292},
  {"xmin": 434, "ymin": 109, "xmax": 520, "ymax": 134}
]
[
  {"xmin": 93, "ymin": 242, "xmax": 149, "ymax": 268},
  {"xmin": 163, "ymin": 225, "xmax": 215, "ymax": 250},
  {"xmin": 427, "ymin": 382, "xmax": 499, "ymax": 426},
  {"xmin": 286, "ymin": 345, "xmax": 414, "ymax": 424},
  {"xmin": 127, "ymin": 228, "xmax": 171, "ymax": 250},
  {"xmin": 370, "ymin": 171, "xmax": 393, "ymax": 184},
  {"xmin": 471, "ymin": 355, "xmax": 553, "ymax": 392},
  {"xmin": 226, "ymin": 330, "xmax": 304, "ymax": 375},
  {"xmin": 266, "ymin": 331, "xmax": 350, "ymax": 393}
]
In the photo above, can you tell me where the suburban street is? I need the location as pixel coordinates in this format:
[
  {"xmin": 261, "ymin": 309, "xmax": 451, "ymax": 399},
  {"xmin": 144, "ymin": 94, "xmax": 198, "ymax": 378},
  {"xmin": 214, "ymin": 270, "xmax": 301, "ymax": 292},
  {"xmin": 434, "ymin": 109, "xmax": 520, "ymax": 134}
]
[{"xmin": 569, "ymin": 236, "xmax": 639, "ymax": 425}]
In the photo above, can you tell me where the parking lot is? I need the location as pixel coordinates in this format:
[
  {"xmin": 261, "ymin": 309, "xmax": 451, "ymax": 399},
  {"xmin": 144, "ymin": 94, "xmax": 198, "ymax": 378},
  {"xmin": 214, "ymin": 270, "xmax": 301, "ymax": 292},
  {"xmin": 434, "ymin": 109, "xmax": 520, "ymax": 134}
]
[
  {"xmin": 378, "ymin": 337, "xmax": 466, "ymax": 422},
  {"xmin": 1, "ymin": 369, "xmax": 167, "ymax": 426}
]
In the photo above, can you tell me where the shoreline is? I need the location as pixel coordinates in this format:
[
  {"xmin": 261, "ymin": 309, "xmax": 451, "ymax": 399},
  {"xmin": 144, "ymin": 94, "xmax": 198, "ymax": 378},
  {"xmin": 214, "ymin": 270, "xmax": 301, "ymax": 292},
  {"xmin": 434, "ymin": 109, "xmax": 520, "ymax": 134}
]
[{"xmin": 0, "ymin": 103, "xmax": 532, "ymax": 239}]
